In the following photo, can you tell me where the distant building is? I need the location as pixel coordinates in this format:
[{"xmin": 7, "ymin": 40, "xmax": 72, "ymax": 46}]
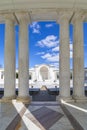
[
  {"xmin": 0, "ymin": 64, "xmax": 87, "ymax": 88},
  {"xmin": 29, "ymin": 64, "xmax": 59, "ymax": 88}
]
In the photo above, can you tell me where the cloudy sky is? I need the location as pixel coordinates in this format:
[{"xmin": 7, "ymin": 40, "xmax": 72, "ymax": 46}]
[
  {"xmin": 0, "ymin": 21, "xmax": 87, "ymax": 69},
  {"xmin": 29, "ymin": 21, "xmax": 73, "ymax": 69},
  {"xmin": 29, "ymin": 21, "xmax": 87, "ymax": 69}
]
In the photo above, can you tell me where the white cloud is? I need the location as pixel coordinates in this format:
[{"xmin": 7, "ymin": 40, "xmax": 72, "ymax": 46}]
[
  {"xmin": 52, "ymin": 46, "xmax": 59, "ymax": 52},
  {"xmin": 41, "ymin": 53, "xmax": 51, "ymax": 59},
  {"xmin": 51, "ymin": 43, "xmax": 72, "ymax": 52},
  {"xmin": 30, "ymin": 22, "xmax": 40, "ymax": 34},
  {"xmin": 70, "ymin": 44, "xmax": 73, "ymax": 59},
  {"xmin": 47, "ymin": 55, "xmax": 59, "ymax": 62},
  {"xmin": 70, "ymin": 51, "xmax": 73, "ymax": 58},
  {"xmin": 37, "ymin": 35, "xmax": 59, "ymax": 48},
  {"xmin": 70, "ymin": 44, "xmax": 73, "ymax": 51},
  {"xmin": 35, "ymin": 52, "xmax": 45, "ymax": 55},
  {"xmin": 33, "ymin": 28, "xmax": 40, "ymax": 33},
  {"xmin": 69, "ymin": 39, "xmax": 73, "ymax": 44},
  {"xmin": 41, "ymin": 53, "xmax": 59, "ymax": 62},
  {"xmin": 45, "ymin": 24, "xmax": 53, "ymax": 28},
  {"xmin": 51, "ymin": 62, "xmax": 59, "ymax": 68},
  {"xmin": 36, "ymin": 39, "xmax": 73, "ymax": 65}
]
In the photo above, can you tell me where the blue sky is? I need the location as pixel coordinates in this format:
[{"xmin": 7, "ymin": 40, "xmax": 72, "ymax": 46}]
[{"xmin": 0, "ymin": 21, "xmax": 87, "ymax": 69}]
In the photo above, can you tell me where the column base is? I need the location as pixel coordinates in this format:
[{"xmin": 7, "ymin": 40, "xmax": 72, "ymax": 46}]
[
  {"xmin": 17, "ymin": 96, "xmax": 31, "ymax": 103},
  {"xmin": 72, "ymin": 96, "xmax": 87, "ymax": 102},
  {"xmin": 58, "ymin": 96, "xmax": 74, "ymax": 103},
  {"xmin": 1, "ymin": 96, "xmax": 16, "ymax": 102}
]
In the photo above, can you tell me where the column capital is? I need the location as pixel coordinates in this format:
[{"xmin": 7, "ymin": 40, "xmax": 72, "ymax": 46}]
[
  {"xmin": 3, "ymin": 13, "xmax": 17, "ymax": 23},
  {"xmin": 72, "ymin": 11, "xmax": 85, "ymax": 23},
  {"xmin": 15, "ymin": 12, "xmax": 31, "ymax": 24},
  {"xmin": 57, "ymin": 11, "xmax": 73, "ymax": 24}
]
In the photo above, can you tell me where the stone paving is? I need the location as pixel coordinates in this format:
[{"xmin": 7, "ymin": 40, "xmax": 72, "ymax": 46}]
[
  {"xmin": 0, "ymin": 100, "xmax": 87, "ymax": 130},
  {"xmin": 63, "ymin": 101, "xmax": 87, "ymax": 130}
]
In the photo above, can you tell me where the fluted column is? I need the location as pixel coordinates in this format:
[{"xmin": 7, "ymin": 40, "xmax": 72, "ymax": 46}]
[
  {"xmin": 4, "ymin": 15, "xmax": 15, "ymax": 100},
  {"xmin": 17, "ymin": 13, "xmax": 31, "ymax": 102},
  {"xmin": 58, "ymin": 12, "xmax": 72, "ymax": 101},
  {"xmin": 73, "ymin": 12, "xmax": 86, "ymax": 101}
]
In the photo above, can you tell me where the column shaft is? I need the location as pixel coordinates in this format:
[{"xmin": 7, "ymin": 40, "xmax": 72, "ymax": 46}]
[
  {"xmin": 18, "ymin": 20, "xmax": 30, "ymax": 100},
  {"xmin": 73, "ymin": 16, "xmax": 85, "ymax": 99},
  {"xmin": 59, "ymin": 17, "xmax": 70, "ymax": 99},
  {"xmin": 4, "ymin": 19, "xmax": 15, "ymax": 99}
]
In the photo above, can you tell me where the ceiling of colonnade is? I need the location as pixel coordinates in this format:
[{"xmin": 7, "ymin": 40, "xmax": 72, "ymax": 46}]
[
  {"xmin": 0, "ymin": 0, "xmax": 87, "ymax": 10},
  {"xmin": 0, "ymin": 0, "xmax": 87, "ymax": 22}
]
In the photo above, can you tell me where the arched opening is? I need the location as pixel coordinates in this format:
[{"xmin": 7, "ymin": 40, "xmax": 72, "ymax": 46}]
[
  {"xmin": 56, "ymin": 73, "xmax": 59, "ymax": 80},
  {"xmin": 29, "ymin": 73, "xmax": 32, "ymax": 80},
  {"xmin": 40, "ymin": 66, "xmax": 48, "ymax": 81},
  {"xmin": 16, "ymin": 72, "xmax": 18, "ymax": 79}
]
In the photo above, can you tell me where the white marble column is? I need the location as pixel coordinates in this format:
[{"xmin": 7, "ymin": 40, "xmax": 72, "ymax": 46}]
[
  {"xmin": 73, "ymin": 12, "xmax": 86, "ymax": 101},
  {"xmin": 4, "ymin": 16, "xmax": 15, "ymax": 100},
  {"xmin": 17, "ymin": 13, "xmax": 31, "ymax": 102},
  {"xmin": 58, "ymin": 12, "xmax": 72, "ymax": 100}
]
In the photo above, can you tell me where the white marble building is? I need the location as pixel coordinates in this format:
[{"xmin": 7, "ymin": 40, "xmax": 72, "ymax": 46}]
[
  {"xmin": 0, "ymin": 64, "xmax": 87, "ymax": 89},
  {"xmin": 29, "ymin": 64, "xmax": 59, "ymax": 88},
  {"xmin": 0, "ymin": 64, "xmax": 59, "ymax": 88}
]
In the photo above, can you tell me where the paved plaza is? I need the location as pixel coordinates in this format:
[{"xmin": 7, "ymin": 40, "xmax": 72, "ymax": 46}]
[{"xmin": 0, "ymin": 100, "xmax": 87, "ymax": 130}]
